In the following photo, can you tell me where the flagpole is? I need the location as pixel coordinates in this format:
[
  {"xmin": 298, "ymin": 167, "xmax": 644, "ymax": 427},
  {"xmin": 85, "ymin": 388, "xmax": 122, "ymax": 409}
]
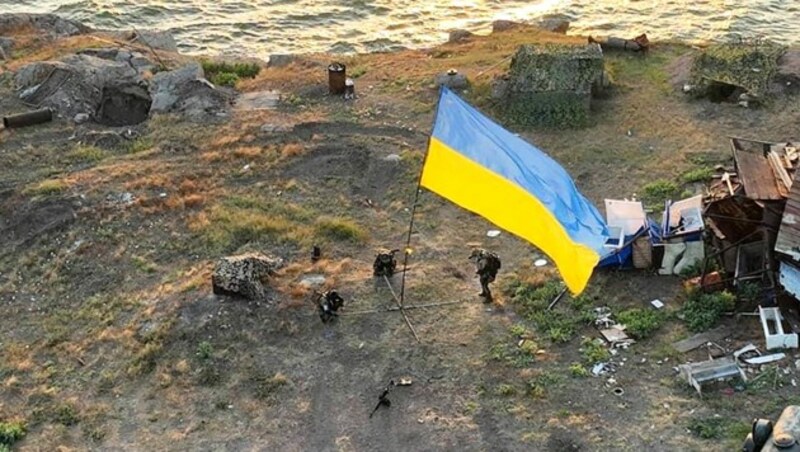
[{"xmin": 398, "ymin": 87, "xmax": 446, "ymax": 306}]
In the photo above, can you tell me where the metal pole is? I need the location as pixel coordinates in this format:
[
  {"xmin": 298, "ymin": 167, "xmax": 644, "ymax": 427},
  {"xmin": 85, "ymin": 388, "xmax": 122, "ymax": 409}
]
[{"xmin": 398, "ymin": 87, "xmax": 445, "ymax": 306}]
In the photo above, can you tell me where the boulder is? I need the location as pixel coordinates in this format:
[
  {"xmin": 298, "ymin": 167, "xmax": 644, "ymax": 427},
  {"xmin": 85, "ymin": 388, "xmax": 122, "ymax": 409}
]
[
  {"xmin": 212, "ymin": 253, "xmax": 284, "ymax": 301},
  {"xmin": 15, "ymin": 55, "xmax": 140, "ymax": 120},
  {"xmin": 492, "ymin": 20, "xmax": 522, "ymax": 33},
  {"xmin": 131, "ymin": 30, "xmax": 178, "ymax": 52},
  {"xmin": 448, "ymin": 29, "xmax": 474, "ymax": 43},
  {"xmin": 78, "ymin": 47, "xmax": 155, "ymax": 73},
  {"xmin": 149, "ymin": 63, "xmax": 232, "ymax": 121},
  {"xmin": 535, "ymin": 14, "xmax": 570, "ymax": 34},
  {"xmin": 268, "ymin": 54, "xmax": 294, "ymax": 68},
  {"xmin": 0, "ymin": 13, "xmax": 91, "ymax": 37},
  {"xmin": 73, "ymin": 113, "xmax": 90, "ymax": 124},
  {"xmin": 434, "ymin": 70, "xmax": 469, "ymax": 90}
]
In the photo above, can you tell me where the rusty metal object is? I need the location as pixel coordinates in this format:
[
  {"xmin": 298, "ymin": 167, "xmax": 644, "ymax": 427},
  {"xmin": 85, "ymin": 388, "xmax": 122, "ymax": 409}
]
[
  {"xmin": 3, "ymin": 108, "xmax": 53, "ymax": 129},
  {"xmin": 328, "ymin": 62, "xmax": 346, "ymax": 95}
]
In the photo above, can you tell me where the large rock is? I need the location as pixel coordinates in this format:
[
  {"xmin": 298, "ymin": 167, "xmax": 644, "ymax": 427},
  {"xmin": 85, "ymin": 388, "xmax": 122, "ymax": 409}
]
[
  {"xmin": 492, "ymin": 20, "xmax": 522, "ymax": 33},
  {"xmin": 212, "ymin": 253, "xmax": 284, "ymax": 301},
  {"xmin": 78, "ymin": 47, "xmax": 155, "ymax": 73},
  {"xmin": 149, "ymin": 63, "xmax": 232, "ymax": 120},
  {"xmin": 448, "ymin": 29, "xmax": 474, "ymax": 43},
  {"xmin": 535, "ymin": 14, "xmax": 570, "ymax": 34},
  {"xmin": 131, "ymin": 30, "xmax": 178, "ymax": 52},
  {"xmin": 0, "ymin": 13, "xmax": 90, "ymax": 37},
  {"xmin": 14, "ymin": 55, "xmax": 140, "ymax": 120}
]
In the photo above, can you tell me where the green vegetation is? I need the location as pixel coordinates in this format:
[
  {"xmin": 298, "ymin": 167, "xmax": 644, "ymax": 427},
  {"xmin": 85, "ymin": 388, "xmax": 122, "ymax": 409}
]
[
  {"xmin": 0, "ymin": 421, "xmax": 25, "ymax": 449},
  {"xmin": 489, "ymin": 338, "xmax": 538, "ymax": 368},
  {"xmin": 569, "ymin": 362, "xmax": 590, "ymax": 378},
  {"xmin": 314, "ymin": 216, "xmax": 367, "ymax": 243},
  {"xmin": 201, "ymin": 60, "xmax": 261, "ymax": 87},
  {"xmin": 506, "ymin": 279, "xmax": 595, "ymax": 343},
  {"xmin": 196, "ymin": 341, "xmax": 213, "ymax": 360},
  {"xmin": 68, "ymin": 145, "xmax": 108, "ymax": 163},
  {"xmin": 23, "ymin": 179, "xmax": 67, "ymax": 197},
  {"xmin": 495, "ymin": 384, "xmax": 517, "ymax": 396},
  {"xmin": 687, "ymin": 416, "xmax": 750, "ymax": 441},
  {"xmin": 681, "ymin": 167, "xmax": 714, "ymax": 184},
  {"xmin": 580, "ymin": 338, "xmax": 610, "ymax": 365},
  {"xmin": 527, "ymin": 371, "xmax": 563, "ymax": 398},
  {"xmin": 616, "ymin": 308, "xmax": 665, "ymax": 339},
  {"xmin": 194, "ymin": 197, "xmax": 316, "ymax": 251},
  {"xmin": 251, "ymin": 372, "xmax": 289, "ymax": 401},
  {"xmin": 642, "ymin": 180, "xmax": 680, "ymax": 205},
  {"xmin": 127, "ymin": 136, "xmax": 154, "ymax": 154},
  {"xmin": 681, "ymin": 290, "xmax": 736, "ymax": 332},
  {"xmin": 54, "ymin": 403, "xmax": 80, "ymax": 426}
]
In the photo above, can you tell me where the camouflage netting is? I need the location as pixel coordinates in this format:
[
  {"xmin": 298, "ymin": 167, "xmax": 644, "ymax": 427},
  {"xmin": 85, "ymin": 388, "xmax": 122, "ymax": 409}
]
[
  {"xmin": 501, "ymin": 43, "xmax": 603, "ymax": 128},
  {"xmin": 689, "ymin": 41, "xmax": 787, "ymax": 98}
]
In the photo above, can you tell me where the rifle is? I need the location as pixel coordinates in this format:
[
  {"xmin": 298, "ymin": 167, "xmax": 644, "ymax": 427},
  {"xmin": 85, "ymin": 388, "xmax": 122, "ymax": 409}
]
[{"xmin": 369, "ymin": 380, "xmax": 395, "ymax": 418}]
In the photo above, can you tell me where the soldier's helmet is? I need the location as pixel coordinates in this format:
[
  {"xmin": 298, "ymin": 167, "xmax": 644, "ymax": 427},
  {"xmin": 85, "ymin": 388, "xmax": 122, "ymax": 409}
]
[{"xmin": 468, "ymin": 248, "xmax": 484, "ymax": 260}]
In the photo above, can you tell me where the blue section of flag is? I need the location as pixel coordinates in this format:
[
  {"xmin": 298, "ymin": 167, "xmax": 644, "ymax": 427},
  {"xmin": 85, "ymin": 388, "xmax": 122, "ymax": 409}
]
[{"xmin": 431, "ymin": 87, "xmax": 609, "ymax": 255}]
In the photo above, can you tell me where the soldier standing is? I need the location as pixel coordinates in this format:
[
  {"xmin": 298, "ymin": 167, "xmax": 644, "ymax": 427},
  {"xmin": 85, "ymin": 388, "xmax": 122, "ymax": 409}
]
[{"xmin": 469, "ymin": 249, "xmax": 501, "ymax": 302}]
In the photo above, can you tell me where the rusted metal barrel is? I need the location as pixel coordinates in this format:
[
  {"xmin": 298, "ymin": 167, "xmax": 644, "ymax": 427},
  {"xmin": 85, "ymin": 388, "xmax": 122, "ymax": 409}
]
[
  {"xmin": 328, "ymin": 62, "xmax": 346, "ymax": 95},
  {"xmin": 3, "ymin": 108, "xmax": 53, "ymax": 129}
]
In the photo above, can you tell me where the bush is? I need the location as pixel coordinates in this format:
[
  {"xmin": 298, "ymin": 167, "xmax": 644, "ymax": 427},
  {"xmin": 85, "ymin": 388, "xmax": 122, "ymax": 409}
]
[
  {"xmin": 196, "ymin": 341, "xmax": 213, "ymax": 360},
  {"xmin": 54, "ymin": 403, "xmax": 79, "ymax": 426},
  {"xmin": 616, "ymin": 308, "xmax": 665, "ymax": 339},
  {"xmin": 688, "ymin": 417, "xmax": 750, "ymax": 440},
  {"xmin": 642, "ymin": 180, "xmax": 679, "ymax": 204},
  {"xmin": 0, "ymin": 421, "xmax": 25, "ymax": 447},
  {"xmin": 210, "ymin": 72, "xmax": 239, "ymax": 87},
  {"xmin": 527, "ymin": 371, "xmax": 563, "ymax": 398},
  {"xmin": 580, "ymin": 338, "xmax": 610, "ymax": 365},
  {"xmin": 681, "ymin": 290, "xmax": 736, "ymax": 332},
  {"xmin": 569, "ymin": 363, "xmax": 590, "ymax": 378},
  {"xmin": 201, "ymin": 60, "xmax": 261, "ymax": 88},
  {"xmin": 681, "ymin": 167, "xmax": 714, "ymax": 184}
]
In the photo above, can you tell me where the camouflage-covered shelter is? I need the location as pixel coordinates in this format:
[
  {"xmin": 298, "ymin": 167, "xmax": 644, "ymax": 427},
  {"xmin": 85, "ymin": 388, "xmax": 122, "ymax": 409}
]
[
  {"xmin": 689, "ymin": 41, "xmax": 787, "ymax": 101},
  {"xmin": 500, "ymin": 43, "xmax": 604, "ymax": 128}
]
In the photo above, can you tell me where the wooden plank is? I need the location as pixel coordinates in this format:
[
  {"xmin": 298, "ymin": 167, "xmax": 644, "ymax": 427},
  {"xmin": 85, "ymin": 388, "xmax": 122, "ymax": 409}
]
[
  {"xmin": 735, "ymin": 147, "xmax": 783, "ymax": 200},
  {"xmin": 672, "ymin": 326, "xmax": 731, "ymax": 353}
]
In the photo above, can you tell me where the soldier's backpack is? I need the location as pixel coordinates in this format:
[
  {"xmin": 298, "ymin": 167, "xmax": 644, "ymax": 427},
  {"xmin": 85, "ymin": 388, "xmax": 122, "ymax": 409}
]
[{"xmin": 484, "ymin": 252, "xmax": 501, "ymax": 274}]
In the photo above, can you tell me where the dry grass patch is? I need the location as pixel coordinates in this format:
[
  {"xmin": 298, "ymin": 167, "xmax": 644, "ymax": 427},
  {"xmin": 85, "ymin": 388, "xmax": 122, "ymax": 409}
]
[
  {"xmin": 281, "ymin": 142, "xmax": 305, "ymax": 158},
  {"xmin": 23, "ymin": 179, "xmax": 68, "ymax": 197}
]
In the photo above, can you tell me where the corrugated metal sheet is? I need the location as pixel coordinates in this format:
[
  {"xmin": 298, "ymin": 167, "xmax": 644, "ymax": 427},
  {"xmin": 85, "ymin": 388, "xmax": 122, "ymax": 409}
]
[
  {"xmin": 733, "ymin": 143, "xmax": 785, "ymax": 200},
  {"xmin": 775, "ymin": 168, "xmax": 800, "ymax": 261},
  {"xmin": 780, "ymin": 261, "xmax": 800, "ymax": 300}
]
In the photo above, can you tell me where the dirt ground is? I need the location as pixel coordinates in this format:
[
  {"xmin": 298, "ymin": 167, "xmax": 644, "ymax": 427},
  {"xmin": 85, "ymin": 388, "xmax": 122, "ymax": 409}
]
[{"xmin": 2, "ymin": 24, "xmax": 800, "ymax": 451}]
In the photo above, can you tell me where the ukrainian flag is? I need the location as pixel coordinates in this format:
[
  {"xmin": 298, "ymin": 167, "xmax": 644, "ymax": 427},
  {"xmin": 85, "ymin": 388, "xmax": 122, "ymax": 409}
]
[{"xmin": 421, "ymin": 88, "xmax": 609, "ymax": 294}]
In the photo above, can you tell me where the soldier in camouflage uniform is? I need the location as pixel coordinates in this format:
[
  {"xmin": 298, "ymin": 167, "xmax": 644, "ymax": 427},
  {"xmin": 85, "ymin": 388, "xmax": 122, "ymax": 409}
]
[
  {"xmin": 469, "ymin": 248, "xmax": 502, "ymax": 302},
  {"xmin": 373, "ymin": 249, "xmax": 400, "ymax": 277}
]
